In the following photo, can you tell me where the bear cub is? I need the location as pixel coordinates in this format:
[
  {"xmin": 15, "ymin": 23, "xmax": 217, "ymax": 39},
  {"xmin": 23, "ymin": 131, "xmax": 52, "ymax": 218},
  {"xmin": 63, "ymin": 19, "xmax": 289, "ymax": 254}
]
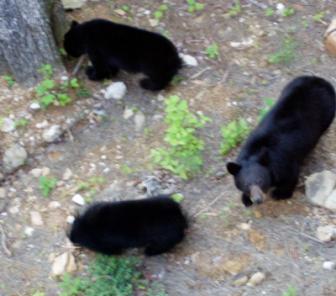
[
  {"xmin": 68, "ymin": 195, "xmax": 188, "ymax": 256},
  {"xmin": 64, "ymin": 19, "xmax": 182, "ymax": 91},
  {"xmin": 227, "ymin": 76, "xmax": 336, "ymax": 207}
]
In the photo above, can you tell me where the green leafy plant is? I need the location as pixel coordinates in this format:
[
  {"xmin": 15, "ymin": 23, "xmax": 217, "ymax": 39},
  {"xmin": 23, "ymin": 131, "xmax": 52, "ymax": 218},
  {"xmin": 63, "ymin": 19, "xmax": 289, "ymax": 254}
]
[
  {"xmin": 206, "ymin": 43, "xmax": 220, "ymax": 59},
  {"xmin": 186, "ymin": 0, "xmax": 205, "ymax": 13},
  {"xmin": 76, "ymin": 176, "xmax": 106, "ymax": 202},
  {"xmin": 15, "ymin": 118, "xmax": 29, "ymax": 128},
  {"xmin": 227, "ymin": 0, "xmax": 241, "ymax": 17},
  {"xmin": 265, "ymin": 7, "xmax": 275, "ymax": 17},
  {"xmin": 313, "ymin": 11, "xmax": 325, "ymax": 23},
  {"xmin": 282, "ymin": 285, "xmax": 297, "ymax": 296},
  {"xmin": 3, "ymin": 75, "xmax": 15, "ymax": 88},
  {"xmin": 121, "ymin": 4, "xmax": 130, "ymax": 13},
  {"xmin": 282, "ymin": 7, "xmax": 295, "ymax": 17},
  {"xmin": 39, "ymin": 176, "xmax": 57, "ymax": 197},
  {"xmin": 267, "ymin": 37, "xmax": 296, "ymax": 65},
  {"xmin": 171, "ymin": 193, "xmax": 184, "ymax": 203},
  {"xmin": 220, "ymin": 118, "xmax": 250, "ymax": 155},
  {"xmin": 258, "ymin": 98, "xmax": 275, "ymax": 121},
  {"xmin": 153, "ymin": 4, "xmax": 169, "ymax": 21},
  {"xmin": 151, "ymin": 95, "xmax": 210, "ymax": 179},
  {"xmin": 60, "ymin": 255, "xmax": 166, "ymax": 296}
]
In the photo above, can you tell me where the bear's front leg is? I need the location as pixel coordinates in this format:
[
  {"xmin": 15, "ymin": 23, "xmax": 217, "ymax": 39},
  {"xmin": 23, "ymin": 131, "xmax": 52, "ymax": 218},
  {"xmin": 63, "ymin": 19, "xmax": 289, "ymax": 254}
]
[
  {"xmin": 271, "ymin": 186, "xmax": 295, "ymax": 200},
  {"xmin": 86, "ymin": 50, "xmax": 111, "ymax": 81},
  {"xmin": 242, "ymin": 193, "xmax": 253, "ymax": 207}
]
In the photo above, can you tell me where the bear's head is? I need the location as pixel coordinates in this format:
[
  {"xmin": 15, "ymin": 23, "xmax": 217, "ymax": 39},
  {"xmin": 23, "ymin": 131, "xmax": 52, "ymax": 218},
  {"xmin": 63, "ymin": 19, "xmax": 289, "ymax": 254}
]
[
  {"xmin": 226, "ymin": 149, "xmax": 271, "ymax": 206},
  {"xmin": 63, "ymin": 21, "xmax": 85, "ymax": 58}
]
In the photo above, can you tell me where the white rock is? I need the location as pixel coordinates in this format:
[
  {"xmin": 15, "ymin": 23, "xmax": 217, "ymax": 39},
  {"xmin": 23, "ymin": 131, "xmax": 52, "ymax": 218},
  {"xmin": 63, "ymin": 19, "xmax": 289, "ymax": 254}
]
[
  {"xmin": 230, "ymin": 37, "xmax": 254, "ymax": 50},
  {"xmin": 66, "ymin": 215, "xmax": 75, "ymax": 224},
  {"xmin": 51, "ymin": 252, "xmax": 77, "ymax": 278},
  {"xmin": 180, "ymin": 54, "xmax": 198, "ymax": 67},
  {"xmin": 9, "ymin": 206, "xmax": 19, "ymax": 214},
  {"xmin": 3, "ymin": 144, "xmax": 28, "ymax": 173},
  {"xmin": 104, "ymin": 82, "xmax": 127, "ymax": 100},
  {"xmin": 24, "ymin": 226, "xmax": 35, "ymax": 237},
  {"xmin": 123, "ymin": 108, "xmax": 134, "ymax": 120},
  {"xmin": 238, "ymin": 223, "xmax": 251, "ymax": 231},
  {"xmin": 62, "ymin": 168, "xmax": 73, "ymax": 181},
  {"xmin": 247, "ymin": 272, "xmax": 266, "ymax": 286},
  {"xmin": 49, "ymin": 201, "xmax": 61, "ymax": 209},
  {"xmin": 316, "ymin": 225, "xmax": 336, "ymax": 242},
  {"xmin": 134, "ymin": 111, "xmax": 146, "ymax": 132},
  {"xmin": 30, "ymin": 102, "xmax": 41, "ymax": 110},
  {"xmin": 0, "ymin": 117, "xmax": 15, "ymax": 133},
  {"xmin": 30, "ymin": 168, "xmax": 43, "ymax": 178},
  {"xmin": 42, "ymin": 125, "xmax": 62, "ymax": 143},
  {"xmin": 323, "ymin": 261, "xmax": 336, "ymax": 270},
  {"xmin": 325, "ymin": 189, "xmax": 336, "ymax": 211},
  {"xmin": 72, "ymin": 194, "xmax": 85, "ymax": 206},
  {"xmin": 0, "ymin": 188, "xmax": 6, "ymax": 199},
  {"xmin": 61, "ymin": 0, "xmax": 86, "ymax": 9},
  {"xmin": 30, "ymin": 211, "xmax": 43, "ymax": 226},
  {"xmin": 276, "ymin": 3, "xmax": 285, "ymax": 13},
  {"xmin": 36, "ymin": 120, "xmax": 49, "ymax": 129}
]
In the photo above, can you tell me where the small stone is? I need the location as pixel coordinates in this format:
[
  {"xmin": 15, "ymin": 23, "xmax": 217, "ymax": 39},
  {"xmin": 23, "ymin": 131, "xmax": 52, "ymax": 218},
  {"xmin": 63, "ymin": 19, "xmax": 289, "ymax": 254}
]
[
  {"xmin": 104, "ymin": 82, "xmax": 127, "ymax": 100},
  {"xmin": 42, "ymin": 125, "xmax": 62, "ymax": 143},
  {"xmin": 42, "ymin": 167, "xmax": 50, "ymax": 176},
  {"xmin": 3, "ymin": 144, "xmax": 28, "ymax": 173},
  {"xmin": 66, "ymin": 215, "xmax": 75, "ymax": 224},
  {"xmin": 323, "ymin": 261, "xmax": 336, "ymax": 270},
  {"xmin": 62, "ymin": 168, "xmax": 73, "ymax": 181},
  {"xmin": 35, "ymin": 120, "xmax": 49, "ymax": 129},
  {"xmin": 30, "ymin": 102, "xmax": 41, "ymax": 110},
  {"xmin": 0, "ymin": 117, "xmax": 15, "ymax": 133},
  {"xmin": 180, "ymin": 54, "xmax": 198, "ymax": 67},
  {"xmin": 247, "ymin": 272, "xmax": 266, "ymax": 286},
  {"xmin": 9, "ymin": 206, "xmax": 19, "ymax": 214},
  {"xmin": 72, "ymin": 194, "xmax": 85, "ymax": 206},
  {"xmin": 134, "ymin": 111, "xmax": 145, "ymax": 132},
  {"xmin": 30, "ymin": 168, "xmax": 43, "ymax": 178},
  {"xmin": 233, "ymin": 275, "xmax": 249, "ymax": 286},
  {"xmin": 51, "ymin": 252, "xmax": 77, "ymax": 278},
  {"xmin": 239, "ymin": 223, "xmax": 251, "ymax": 231},
  {"xmin": 49, "ymin": 201, "xmax": 61, "ymax": 209},
  {"xmin": 230, "ymin": 37, "xmax": 254, "ymax": 50},
  {"xmin": 0, "ymin": 188, "xmax": 6, "ymax": 199},
  {"xmin": 316, "ymin": 225, "xmax": 336, "ymax": 242},
  {"xmin": 24, "ymin": 226, "xmax": 35, "ymax": 237},
  {"xmin": 123, "ymin": 108, "xmax": 134, "ymax": 120},
  {"xmin": 276, "ymin": 3, "xmax": 285, "ymax": 13},
  {"xmin": 30, "ymin": 211, "xmax": 43, "ymax": 226},
  {"xmin": 61, "ymin": 0, "xmax": 86, "ymax": 9}
]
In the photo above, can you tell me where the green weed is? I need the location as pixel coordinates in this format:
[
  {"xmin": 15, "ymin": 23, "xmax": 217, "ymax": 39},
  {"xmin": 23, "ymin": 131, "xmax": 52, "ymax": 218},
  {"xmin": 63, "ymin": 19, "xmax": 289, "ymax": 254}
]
[
  {"xmin": 227, "ymin": 0, "xmax": 242, "ymax": 17},
  {"xmin": 281, "ymin": 7, "xmax": 295, "ymax": 17},
  {"xmin": 59, "ymin": 255, "xmax": 167, "ymax": 296},
  {"xmin": 171, "ymin": 193, "xmax": 184, "ymax": 203},
  {"xmin": 220, "ymin": 118, "xmax": 250, "ymax": 155},
  {"xmin": 265, "ymin": 7, "xmax": 275, "ymax": 17},
  {"xmin": 120, "ymin": 164, "xmax": 136, "ymax": 175},
  {"xmin": 151, "ymin": 95, "xmax": 210, "ymax": 180},
  {"xmin": 3, "ymin": 75, "xmax": 15, "ymax": 88},
  {"xmin": 15, "ymin": 118, "xmax": 29, "ymax": 128},
  {"xmin": 121, "ymin": 4, "xmax": 130, "ymax": 13},
  {"xmin": 154, "ymin": 4, "xmax": 169, "ymax": 21},
  {"xmin": 186, "ymin": 0, "xmax": 205, "ymax": 13},
  {"xmin": 206, "ymin": 43, "xmax": 220, "ymax": 59},
  {"xmin": 267, "ymin": 37, "xmax": 296, "ymax": 65},
  {"xmin": 76, "ymin": 176, "xmax": 106, "ymax": 202},
  {"xmin": 313, "ymin": 11, "xmax": 325, "ymax": 22},
  {"xmin": 282, "ymin": 285, "xmax": 297, "ymax": 296},
  {"xmin": 258, "ymin": 98, "xmax": 275, "ymax": 121},
  {"xmin": 39, "ymin": 176, "xmax": 57, "ymax": 197}
]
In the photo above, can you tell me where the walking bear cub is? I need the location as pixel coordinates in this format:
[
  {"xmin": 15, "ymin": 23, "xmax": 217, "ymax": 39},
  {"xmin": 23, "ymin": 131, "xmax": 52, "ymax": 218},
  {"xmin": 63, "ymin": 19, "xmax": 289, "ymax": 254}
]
[
  {"xmin": 63, "ymin": 19, "xmax": 182, "ymax": 91},
  {"xmin": 227, "ymin": 76, "xmax": 336, "ymax": 207},
  {"xmin": 68, "ymin": 195, "xmax": 188, "ymax": 256}
]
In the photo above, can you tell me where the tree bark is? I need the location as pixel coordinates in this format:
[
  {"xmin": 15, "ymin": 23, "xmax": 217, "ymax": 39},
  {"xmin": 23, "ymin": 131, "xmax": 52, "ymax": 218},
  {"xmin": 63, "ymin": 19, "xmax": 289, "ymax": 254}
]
[{"xmin": 0, "ymin": 0, "xmax": 66, "ymax": 86}]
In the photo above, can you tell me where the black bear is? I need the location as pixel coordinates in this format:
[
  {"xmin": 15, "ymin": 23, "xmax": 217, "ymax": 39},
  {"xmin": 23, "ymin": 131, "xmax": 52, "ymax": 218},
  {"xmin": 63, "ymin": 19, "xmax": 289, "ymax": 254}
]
[
  {"xmin": 227, "ymin": 76, "xmax": 336, "ymax": 207},
  {"xmin": 68, "ymin": 195, "xmax": 188, "ymax": 256},
  {"xmin": 63, "ymin": 19, "xmax": 182, "ymax": 91}
]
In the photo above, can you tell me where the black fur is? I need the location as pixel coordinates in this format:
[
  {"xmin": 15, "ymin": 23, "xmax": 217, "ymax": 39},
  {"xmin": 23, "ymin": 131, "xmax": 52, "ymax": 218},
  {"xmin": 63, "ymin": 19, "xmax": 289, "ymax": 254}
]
[
  {"xmin": 68, "ymin": 196, "xmax": 188, "ymax": 256},
  {"xmin": 63, "ymin": 19, "xmax": 182, "ymax": 91},
  {"xmin": 227, "ymin": 76, "xmax": 336, "ymax": 207}
]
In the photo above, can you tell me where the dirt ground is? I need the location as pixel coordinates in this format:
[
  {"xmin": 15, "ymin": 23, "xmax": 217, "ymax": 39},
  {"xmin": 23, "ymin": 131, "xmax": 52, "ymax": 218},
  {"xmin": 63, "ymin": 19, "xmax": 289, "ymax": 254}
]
[{"xmin": 1, "ymin": 0, "xmax": 336, "ymax": 295}]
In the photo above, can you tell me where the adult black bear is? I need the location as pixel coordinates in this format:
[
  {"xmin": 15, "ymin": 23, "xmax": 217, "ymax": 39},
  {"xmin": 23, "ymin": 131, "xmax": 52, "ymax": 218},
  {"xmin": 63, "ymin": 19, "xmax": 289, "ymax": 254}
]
[
  {"xmin": 68, "ymin": 195, "xmax": 188, "ymax": 256},
  {"xmin": 63, "ymin": 19, "xmax": 182, "ymax": 91},
  {"xmin": 227, "ymin": 76, "xmax": 336, "ymax": 207}
]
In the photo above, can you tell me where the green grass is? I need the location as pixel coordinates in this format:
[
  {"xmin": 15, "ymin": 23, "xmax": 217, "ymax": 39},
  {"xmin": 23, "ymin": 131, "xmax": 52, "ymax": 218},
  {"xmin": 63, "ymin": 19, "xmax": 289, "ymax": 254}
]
[
  {"xmin": 281, "ymin": 7, "xmax": 295, "ymax": 17},
  {"xmin": 39, "ymin": 176, "xmax": 57, "ymax": 197},
  {"xmin": 220, "ymin": 118, "xmax": 250, "ymax": 155},
  {"xmin": 281, "ymin": 285, "xmax": 297, "ymax": 296},
  {"xmin": 313, "ymin": 11, "xmax": 325, "ymax": 22},
  {"xmin": 267, "ymin": 37, "xmax": 296, "ymax": 65},
  {"xmin": 59, "ymin": 255, "xmax": 167, "ymax": 296},
  {"xmin": 75, "ymin": 176, "xmax": 106, "ymax": 202},
  {"xmin": 151, "ymin": 95, "xmax": 210, "ymax": 180},
  {"xmin": 265, "ymin": 7, "xmax": 275, "ymax": 17},
  {"xmin": 227, "ymin": 0, "xmax": 241, "ymax": 17},
  {"xmin": 153, "ymin": 4, "xmax": 169, "ymax": 21},
  {"xmin": 206, "ymin": 43, "xmax": 220, "ymax": 59},
  {"xmin": 3, "ymin": 75, "xmax": 15, "ymax": 88},
  {"xmin": 186, "ymin": 0, "xmax": 205, "ymax": 13},
  {"xmin": 15, "ymin": 118, "xmax": 29, "ymax": 128}
]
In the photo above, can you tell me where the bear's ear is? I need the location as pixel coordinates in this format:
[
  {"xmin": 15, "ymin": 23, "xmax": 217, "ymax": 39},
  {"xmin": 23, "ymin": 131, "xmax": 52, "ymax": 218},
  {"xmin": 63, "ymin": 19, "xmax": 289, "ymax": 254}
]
[
  {"xmin": 71, "ymin": 20, "xmax": 79, "ymax": 28},
  {"xmin": 258, "ymin": 147, "xmax": 269, "ymax": 166},
  {"xmin": 226, "ymin": 162, "xmax": 241, "ymax": 175}
]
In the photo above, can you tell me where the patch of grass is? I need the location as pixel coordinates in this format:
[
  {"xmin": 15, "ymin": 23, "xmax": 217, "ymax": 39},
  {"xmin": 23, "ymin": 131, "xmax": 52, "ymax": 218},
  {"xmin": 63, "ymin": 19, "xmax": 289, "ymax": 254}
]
[
  {"xmin": 3, "ymin": 75, "xmax": 15, "ymax": 88},
  {"xmin": 151, "ymin": 95, "xmax": 210, "ymax": 180},
  {"xmin": 227, "ymin": 0, "xmax": 241, "ymax": 17},
  {"xmin": 171, "ymin": 193, "xmax": 184, "ymax": 203},
  {"xmin": 313, "ymin": 11, "xmax": 325, "ymax": 23},
  {"xmin": 171, "ymin": 74, "xmax": 184, "ymax": 86},
  {"xmin": 267, "ymin": 37, "xmax": 296, "ymax": 65},
  {"xmin": 39, "ymin": 176, "xmax": 57, "ymax": 198},
  {"xmin": 265, "ymin": 7, "xmax": 275, "ymax": 17},
  {"xmin": 186, "ymin": 0, "xmax": 205, "ymax": 13},
  {"xmin": 153, "ymin": 4, "xmax": 169, "ymax": 21},
  {"xmin": 220, "ymin": 118, "xmax": 250, "ymax": 155},
  {"xmin": 121, "ymin": 4, "xmax": 131, "ymax": 13},
  {"xmin": 120, "ymin": 164, "xmax": 136, "ymax": 175},
  {"xmin": 60, "ymin": 255, "xmax": 167, "ymax": 296},
  {"xmin": 76, "ymin": 176, "xmax": 106, "ymax": 202},
  {"xmin": 258, "ymin": 98, "xmax": 275, "ymax": 121},
  {"xmin": 206, "ymin": 43, "xmax": 220, "ymax": 60},
  {"xmin": 15, "ymin": 118, "xmax": 29, "ymax": 128},
  {"xmin": 282, "ymin": 285, "xmax": 297, "ymax": 296},
  {"xmin": 281, "ymin": 7, "xmax": 295, "ymax": 17}
]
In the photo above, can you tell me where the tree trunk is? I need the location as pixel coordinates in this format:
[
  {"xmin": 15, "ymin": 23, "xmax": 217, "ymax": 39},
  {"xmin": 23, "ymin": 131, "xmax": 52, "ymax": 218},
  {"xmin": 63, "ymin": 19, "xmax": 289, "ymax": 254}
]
[{"xmin": 0, "ymin": 0, "xmax": 67, "ymax": 86}]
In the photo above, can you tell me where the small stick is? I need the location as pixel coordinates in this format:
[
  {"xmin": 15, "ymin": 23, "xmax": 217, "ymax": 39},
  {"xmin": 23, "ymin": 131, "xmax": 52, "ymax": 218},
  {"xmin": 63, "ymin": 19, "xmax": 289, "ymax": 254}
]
[
  {"xmin": 0, "ymin": 224, "xmax": 12, "ymax": 257},
  {"xmin": 71, "ymin": 55, "xmax": 86, "ymax": 76},
  {"xmin": 193, "ymin": 193, "xmax": 223, "ymax": 218},
  {"xmin": 190, "ymin": 67, "xmax": 211, "ymax": 80}
]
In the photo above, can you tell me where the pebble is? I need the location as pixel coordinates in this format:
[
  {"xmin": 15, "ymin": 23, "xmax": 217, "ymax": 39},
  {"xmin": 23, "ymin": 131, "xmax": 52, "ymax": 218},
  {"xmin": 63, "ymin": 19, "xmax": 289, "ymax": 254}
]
[
  {"xmin": 239, "ymin": 223, "xmax": 251, "ymax": 231},
  {"xmin": 323, "ymin": 261, "xmax": 336, "ymax": 270},
  {"xmin": 36, "ymin": 120, "xmax": 49, "ymax": 129},
  {"xmin": 247, "ymin": 272, "xmax": 266, "ymax": 286},
  {"xmin": 180, "ymin": 54, "xmax": 198, "ymax": 67},
  {"xmin": 24, "ymin": 226, "xmax": 35, "ymax": 237},
  {"xmin": 30, "ymin": 211, "xmax": 43, "ymax": 226},
  {"xmin": 233, "ymin": 275, "xmax": 249, "ymax": 287},
  {"xmin": 104, "ymin": 82, "xmax": 127, "ymax": 100},
  {"xmin": 72, "ymin": 194, "xmax": 85, "ymax": 206},
  {"xmin": 66, "ymin": 215, "xmax": 75, "ymax": 224},
  {"xmin": 0, "ymin": 117, "xmax": 15, "ymax": 133},
  {"xmin": 134, "ymin": 111, "xmax": 146, "ymax": 132},
  {"xmin": 29, "ymin": 102, "xmax": 41, "ymax": 110},
  {"xmin": 316, "ymin": 225, "xmax": 336, "ymax": 242},
  {"xmin": 51, "ymin": 252, "xmax": 77, "ymax": 278},
  {"xmin": 30, "ymin": 168, "xmax": 43, "ymax": 178},
  {"xmin": 42, "ymin": 125, "xmax": 62, "ymax": 143},
  {"xmin": 62, "ymin": 168, "xmax": 73, "ymax": 181},
  {"xmin": 0, "ymin": 188, "xmax": 6, "ymax": 199},
  {"xmin": 230, "ymin": 37, "xmax": 254, "ymax": 50},
  {"xmin": 3, "ymin": 144, "xmax": 28, "ymax": 173},
  {"xmin": 123, "ymin": 108, "xmax": 134, "ymax": 120},
  {"xmin": 49, "ymin": 201, "xmax": 61, "ymax": 209}
]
